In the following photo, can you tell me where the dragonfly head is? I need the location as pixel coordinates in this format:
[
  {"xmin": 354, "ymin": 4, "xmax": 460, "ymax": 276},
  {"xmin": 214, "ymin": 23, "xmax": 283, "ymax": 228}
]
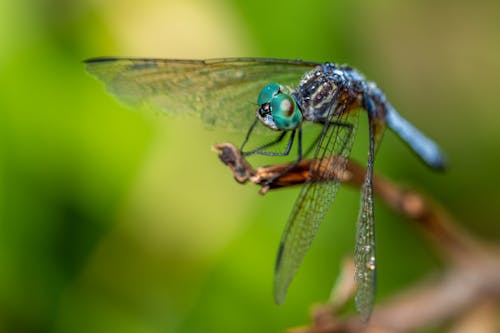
[{"xmin": 256, "ymin": 83, "xmax": 302, "ymax": 131}]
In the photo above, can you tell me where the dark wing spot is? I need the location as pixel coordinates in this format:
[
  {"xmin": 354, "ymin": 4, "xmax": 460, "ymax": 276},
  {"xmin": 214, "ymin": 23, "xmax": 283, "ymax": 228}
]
[
  {"xmin": 83, "ymin": 57, "xmax": 121, "ymax": 63},
  {"xmin": 275, "ymin": 242, "xmax": 285, "ymax": 272}
]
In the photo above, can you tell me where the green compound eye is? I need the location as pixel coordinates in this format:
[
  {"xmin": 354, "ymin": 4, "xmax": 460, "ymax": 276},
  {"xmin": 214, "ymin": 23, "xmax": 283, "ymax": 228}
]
[
  {"xmin": 257, "ymin": 83, "xmax": 281, "ymax": 105},
  {"xmin": 270, "ymin": 93, "xmax": 302, "ymax": 130},
  {"xmin": 256, "ymin": 83, "xmax": 303, "ymax": 131}
]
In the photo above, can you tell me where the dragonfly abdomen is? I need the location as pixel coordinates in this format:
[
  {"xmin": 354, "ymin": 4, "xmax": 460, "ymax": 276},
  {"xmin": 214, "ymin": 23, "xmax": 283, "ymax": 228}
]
[{"xmin": 365, "ymin": 82, "xmax": 447, "ymax": 170}]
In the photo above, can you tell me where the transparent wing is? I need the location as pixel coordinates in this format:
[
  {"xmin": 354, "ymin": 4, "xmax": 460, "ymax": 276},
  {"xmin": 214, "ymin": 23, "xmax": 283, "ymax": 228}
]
[
  {"xmin": 354, "ymin": 115, "xmax": 378, "ymax": 322},
  {"xmin": 354, "ymin": 169, "xmax": 376, "ymax": 321},
  {"xmin": 274, "ymin": 104, "xmax": 359, "ymax": 304},
  {"xmin": 85, "ymin": 57, "xmax": 319, "ymax": 130}
]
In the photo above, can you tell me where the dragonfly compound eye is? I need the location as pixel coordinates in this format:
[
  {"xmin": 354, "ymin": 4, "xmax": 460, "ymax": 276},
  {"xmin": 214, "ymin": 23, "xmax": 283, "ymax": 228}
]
[
  {"xmin": 258, "ymin": 82, "xmax": 281, "ymax": 105},
  {"xmin": 270, "ymin": 93, "xmax": 302, "ymax": 130}
]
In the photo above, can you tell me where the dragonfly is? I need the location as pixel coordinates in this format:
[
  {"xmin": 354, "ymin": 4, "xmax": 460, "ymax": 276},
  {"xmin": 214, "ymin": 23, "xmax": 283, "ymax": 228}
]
[{"xmin": 85, "ymin": 57, "xmax": 446, "ymax": 321}]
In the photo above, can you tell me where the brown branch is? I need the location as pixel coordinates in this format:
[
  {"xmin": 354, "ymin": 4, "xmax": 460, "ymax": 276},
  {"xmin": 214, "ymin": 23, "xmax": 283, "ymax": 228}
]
[{"xmin": 213, "ymin": 143, "xmax": 500, "ymax": 333}]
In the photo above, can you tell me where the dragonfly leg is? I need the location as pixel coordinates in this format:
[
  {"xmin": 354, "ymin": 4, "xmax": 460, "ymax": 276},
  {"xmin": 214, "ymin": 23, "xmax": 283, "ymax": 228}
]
[
  {"xmin": 240, "ymin": 119, "xmax": 259, "ymax": 152},
  {"xmin": 260, "ymin": 128, "xmax": 304, "ymax": 186},
  {"xmin": 242, "ymin": 130, "xmax": 293, "ymax": 157}
]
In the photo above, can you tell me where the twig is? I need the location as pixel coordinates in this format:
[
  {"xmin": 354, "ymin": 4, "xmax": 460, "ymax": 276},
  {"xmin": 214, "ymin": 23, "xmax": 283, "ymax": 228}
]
[{"xmin": 213, "ymin": 143, "xmax": 500, "ymax": 333}]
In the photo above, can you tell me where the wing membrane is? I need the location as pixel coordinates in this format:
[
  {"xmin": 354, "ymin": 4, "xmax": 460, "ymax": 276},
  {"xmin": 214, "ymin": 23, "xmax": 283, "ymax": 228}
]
[
  {"xmin": 354, "ymin": 117, "xmax": 377, "ymax": 321},
  {"xmin": 85, "ymin": 57, "xmax": 319, "ymax": 130},
  {"xmin": 274, "ymin": 105, "xmax": 359, "ymax": 304}
]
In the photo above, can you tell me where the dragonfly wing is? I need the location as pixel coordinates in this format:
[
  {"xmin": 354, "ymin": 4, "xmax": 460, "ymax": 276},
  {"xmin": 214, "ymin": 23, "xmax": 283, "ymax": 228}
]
[
  {"xmin": 274, "ymin": 106, "xmax": 359, "ymax": 304},
  {"xmin": 354, "ymin": 106, "xmax": 380, "ymax": 321},
  {"xmin": 85, "ymin": 57, "xmax": 319, "ymax": 130},
  {"xmin": 354, "ymin": 161, "xmax": 376, "ymax": 321}
]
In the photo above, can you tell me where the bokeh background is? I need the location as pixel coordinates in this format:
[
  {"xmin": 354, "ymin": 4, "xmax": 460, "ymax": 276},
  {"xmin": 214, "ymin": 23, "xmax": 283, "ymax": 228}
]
[{"xmin": 1, "ymin": 0, "xmax": 500, "ymax": 332}]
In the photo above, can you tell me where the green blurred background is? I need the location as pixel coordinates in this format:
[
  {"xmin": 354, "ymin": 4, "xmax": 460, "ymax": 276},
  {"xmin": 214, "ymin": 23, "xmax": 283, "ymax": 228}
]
[{"xmin": 1, "ymin": 0, "xmax": 500, "ymax": 332}]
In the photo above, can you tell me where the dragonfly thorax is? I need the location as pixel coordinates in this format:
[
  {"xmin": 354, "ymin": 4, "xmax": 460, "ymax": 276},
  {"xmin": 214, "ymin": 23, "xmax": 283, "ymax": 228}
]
[
  {"xmin": 256, "ymin": 83, "xmax": 303, "ymax": 131},
  {"xmin": 295, "ymin": 66, "xmax": 346, "ymax": 122}
]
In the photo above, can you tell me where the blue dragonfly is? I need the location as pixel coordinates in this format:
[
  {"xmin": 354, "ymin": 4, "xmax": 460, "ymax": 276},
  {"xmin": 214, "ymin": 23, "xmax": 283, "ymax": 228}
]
[{"xmin": 85, "ymin": 57, "xmax": 446, "ymax": 320}]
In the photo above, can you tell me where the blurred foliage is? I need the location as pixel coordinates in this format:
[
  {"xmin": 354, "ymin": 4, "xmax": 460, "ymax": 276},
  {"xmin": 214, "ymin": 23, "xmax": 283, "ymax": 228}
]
[{"xmin": 1, "ymin": 0, "xmax": 500, "ymax": 332}]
